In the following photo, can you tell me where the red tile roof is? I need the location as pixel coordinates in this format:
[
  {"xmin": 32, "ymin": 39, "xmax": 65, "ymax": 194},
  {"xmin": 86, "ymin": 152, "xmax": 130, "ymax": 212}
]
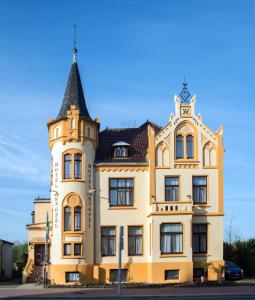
[{"xmin": 95, "ymin": 121, "xmax": 161, "ymax": 163}]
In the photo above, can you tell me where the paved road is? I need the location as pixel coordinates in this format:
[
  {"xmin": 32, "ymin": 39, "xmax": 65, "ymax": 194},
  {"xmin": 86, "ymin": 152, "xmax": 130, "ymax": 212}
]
[
  {"xmin": 4, "ymin": 295, "xmax": 255, "ymax": 300},
  {"xmin": 1, "ymin": 285, "xmax": 255, "ymax": 299}
]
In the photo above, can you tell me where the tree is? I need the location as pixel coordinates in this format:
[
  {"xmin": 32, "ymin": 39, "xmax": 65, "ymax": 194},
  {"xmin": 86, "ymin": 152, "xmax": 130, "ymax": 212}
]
[{"xmin": 13, "ymin": 241, "xmax": 28, "ymax": 274}]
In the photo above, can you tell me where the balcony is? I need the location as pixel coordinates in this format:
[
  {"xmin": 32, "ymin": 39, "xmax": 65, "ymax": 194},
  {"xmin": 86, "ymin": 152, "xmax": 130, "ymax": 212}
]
[{"xmin": 150, "ymin": 201, "xmax": 193, "ymax": 215}]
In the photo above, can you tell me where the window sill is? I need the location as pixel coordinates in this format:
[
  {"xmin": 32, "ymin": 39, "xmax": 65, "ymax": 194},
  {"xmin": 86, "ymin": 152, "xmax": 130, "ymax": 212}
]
[
  {"xmin": 193, "ymin": 204, "xmax": 210, "ymax": 208},
  {"xmin": 61, "ymin": 255, "xmax": 83, "ymax": 259},
  {"xmin": 174, "ymin": 159, "xmax": 199, "ymax": 163},
  {"xmin": 193, "ymin": 253, "xmax": 210, "ymax": 257},
  {"xmin": 128, "ymin": 254, "xmax": 143, "ymax": 257},
  {"xmin": 160, "ymin": 254, "xmax": 186, "ymax": 258},
  {"xmin": 62, "ymin": 231, "xmax": 84, "ymax": 235},
  {"xmin": 62, "ymin": 179, "xmax": 85, "ymax": 183},
  {"xmin": 108, "ymin": 206, "xmax": 137, "ymax": 210}
]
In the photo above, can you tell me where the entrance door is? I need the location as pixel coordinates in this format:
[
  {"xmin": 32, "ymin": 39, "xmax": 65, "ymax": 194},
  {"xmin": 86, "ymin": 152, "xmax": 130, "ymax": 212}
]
[{"xmin": 34, "ymin": 244, "xmax": 45, "ymax": 266}]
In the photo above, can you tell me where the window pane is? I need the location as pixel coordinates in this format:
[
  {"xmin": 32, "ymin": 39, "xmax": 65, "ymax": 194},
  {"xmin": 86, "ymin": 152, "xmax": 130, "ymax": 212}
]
[
  {"xmin": 109, "ymin": 238, "xmax": 116, "ymax": 255},
  {"xmin": 64, "ymin": 154, "xmax": 72, "ymax": 179},
  {"xmin": 110, "ymin": 269, "xmax": 128, "ymax": 283},
  {"xmin": 64, "ymin": 244, "xmax": 71, "ymax": 255},
  {"xmin": 166, "ymin": 177, "xmax": 179, "ymax": 186},
  {"xmin": 165, "ymin": 270, "xmax": 179, "ymax": 280},
  {"xmin": 74, "ymin": 206, "xmax": 81, "ymax": 231},
  {"xmin": 118, "ymin": 179, "xmax": 126, "ymax": 187},
  {"xmin": 74, "ymin": 154, "xmax": 82, "ymax": 179},
  {"xmin": 186, "ymin": 135, "xmax": 194, "ymax": 159},
  {"xmin": 64, "ymin": 207, "xmax": 71, "ymax": 231},
  {"xmin": 176, "ymin": 135, "xmax": 184, "ymax": 159},
  {"xmin": 74, "ymin": 244, "xmax": 81, "ymax": 256},
  {"xmin": 110, "ymin": 190, "xmax": 118, "ymax": 206},
  {"xmin": 193, "ymin": 176, "xmax": 206, "ymax": 185},
  {"xmin": 161, "ymin": 224, "xmax": 182, "ymax": 233},
  {"xmin": 110, "ymin": 179, "xmax": 117, "ymax": 188},
  {"xmin": 66, "ymin": 272, "xmax": 79, "ymax": 283}
]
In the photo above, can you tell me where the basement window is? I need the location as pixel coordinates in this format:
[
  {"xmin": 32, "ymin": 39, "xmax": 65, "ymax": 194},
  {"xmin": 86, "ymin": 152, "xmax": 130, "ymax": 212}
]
[
  {"xmin": 165, "ymin": 270, "xmax": 179, "ymax": 280},
  {"xmin": 66, "ymin": 272, "xmax": 80, "ymax": 283},
  {"xmin": 109, "ymin": 269, "xmax": 128, "ymax": 283}
]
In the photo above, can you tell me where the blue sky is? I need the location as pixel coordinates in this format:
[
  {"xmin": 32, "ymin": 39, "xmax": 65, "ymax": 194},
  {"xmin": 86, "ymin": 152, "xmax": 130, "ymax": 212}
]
[{"xmin": 0, "ymin": 0, "xmax": 254, "ymax": 241}]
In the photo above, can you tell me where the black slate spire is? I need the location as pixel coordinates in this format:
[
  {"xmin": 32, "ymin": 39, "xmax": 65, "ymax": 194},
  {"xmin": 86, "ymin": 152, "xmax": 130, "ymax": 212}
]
[{"xmin": 57, "ymin": 48, "xmax": 92, "ymax": 120}]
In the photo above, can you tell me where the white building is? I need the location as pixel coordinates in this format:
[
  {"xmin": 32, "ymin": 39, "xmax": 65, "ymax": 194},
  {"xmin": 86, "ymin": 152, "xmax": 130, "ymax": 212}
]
[
  {"xmin": 0, "ymin": 239, "xmax": 14, "ymax": 280},
  {"xmin": 24, "ymin": 47, "xmax": 224, "ymax": 285}
]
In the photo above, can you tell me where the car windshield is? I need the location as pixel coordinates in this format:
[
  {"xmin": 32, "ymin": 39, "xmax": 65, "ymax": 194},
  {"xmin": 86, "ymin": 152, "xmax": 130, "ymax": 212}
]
[{"xmin": 226, "ymin": 261, "xmax": 237, "ymax": 267}]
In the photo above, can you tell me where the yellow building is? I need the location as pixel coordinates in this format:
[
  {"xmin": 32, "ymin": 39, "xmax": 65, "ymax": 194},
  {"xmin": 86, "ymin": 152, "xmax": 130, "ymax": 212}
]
[{"xmin": 23, "ymin": 47, "xmax": 224, "ymax": 285}]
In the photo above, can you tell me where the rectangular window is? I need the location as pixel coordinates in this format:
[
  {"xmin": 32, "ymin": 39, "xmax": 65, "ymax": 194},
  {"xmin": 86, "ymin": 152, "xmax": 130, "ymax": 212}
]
[
  {"xmin": 74, "ymin": 243, "xmax": 82, "ymax": 256},
  {"xmin": 101, "ymin": 226, "xmax": 116, "ymax": 256},
  {"xmin": 64, "ymin": 154, "xmax": 72, "ymax": 179},
  {"xmin": 109, "ymin": 269, "xmax": 128, "ymax": 283},
  {"xmin": 64, "ymin": 243, "xmax": 71, "ymax": 256},
  {"xmin": 165, "ymin": 270, "xmax": 179, "ymax": 280},
  {"xmin": 160, "ymin": 223, "xmax": 183, "ymax": 254},
  {"xmin": 74, "ymin": 154, "xmax": 82, "ymax": 179},
  {"xmin": 66, "ymin": 272, "xmax": 80, "ymax": 283},
  {"xmin": 193, "ymin": 176, "xmax": 207, "ymax": 204},
  {"xmin": 109, "ymin": 178, "xmax": 134, "ymax": 206},
  {"xmin": 165, "ymin": 177, "xmax": 179, "ymax": 201},
  {"xmin": 128, "ymin": 226, "xmax": 143, "ymax": 256},
  {"xmin": 193, "ymin": 224, "xmax": 207, "ymax": 254}
]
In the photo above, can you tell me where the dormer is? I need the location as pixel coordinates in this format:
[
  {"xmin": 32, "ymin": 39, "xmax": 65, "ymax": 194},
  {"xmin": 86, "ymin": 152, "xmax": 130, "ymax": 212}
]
[{"xmin": 112, "ymin": 141, "xmax": 130, "ymax": 158}]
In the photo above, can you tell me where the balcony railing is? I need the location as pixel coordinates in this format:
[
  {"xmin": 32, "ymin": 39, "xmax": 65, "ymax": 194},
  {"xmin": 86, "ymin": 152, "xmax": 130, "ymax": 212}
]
[{"xmin": 151, "ymin": 201, "xmax": 193, "ymax": 214}]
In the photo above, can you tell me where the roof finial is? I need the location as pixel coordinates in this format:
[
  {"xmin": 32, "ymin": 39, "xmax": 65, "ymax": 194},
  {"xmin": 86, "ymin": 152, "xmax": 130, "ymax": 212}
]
[
  {"xmin": 72, "ymin": 24, "xmax": 78, "ymax": 63},
  {"xmin": 179, "ymin": 77, "xmax": 191, "ymax": 104}
]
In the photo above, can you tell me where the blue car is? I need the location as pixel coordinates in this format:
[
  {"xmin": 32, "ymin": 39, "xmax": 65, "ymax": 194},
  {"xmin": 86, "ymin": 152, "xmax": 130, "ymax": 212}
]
[{"xmin": 225, "ymin": 261, "xmax": 244, "ymax": 280}]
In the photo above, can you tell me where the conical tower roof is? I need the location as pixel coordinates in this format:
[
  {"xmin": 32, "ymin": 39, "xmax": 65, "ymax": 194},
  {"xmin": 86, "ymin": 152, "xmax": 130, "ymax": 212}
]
[{"xmin": 57, "ymin": 49, "xmax": 91, "ymax": 120}]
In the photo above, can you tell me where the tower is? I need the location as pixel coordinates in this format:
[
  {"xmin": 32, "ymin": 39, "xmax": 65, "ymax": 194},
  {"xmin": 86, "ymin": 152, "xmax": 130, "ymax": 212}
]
[{"xmin": 47, "ymin": 47, "xmax": 99, "ymax": 284}]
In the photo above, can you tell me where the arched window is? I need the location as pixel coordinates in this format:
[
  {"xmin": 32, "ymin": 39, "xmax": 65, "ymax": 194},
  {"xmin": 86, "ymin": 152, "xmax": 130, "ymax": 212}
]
[
  {"xmin": 74, "ymin": 206, "xmax": 81, "ymax": 231},
  {"xmin": 70, "ymin": 118, "xmax": 75, "ymax": 129},
  {"xmin": 64, "ymin": 206, "xmax": 71, "ymax": 231},
  {"xmin": 186, "ymin": 135, "xmax": 194, "ymax": 159},
  {"xmin": 64, "ymin": 154, "xmax": 72, "ymax": 179},
  {"xmin": 74, "ymin": 154, "xmax": 82, "ymax": 179},
  {"xmin": 176, "ymin": 135, "xmax": 184, "ymax": 159}
]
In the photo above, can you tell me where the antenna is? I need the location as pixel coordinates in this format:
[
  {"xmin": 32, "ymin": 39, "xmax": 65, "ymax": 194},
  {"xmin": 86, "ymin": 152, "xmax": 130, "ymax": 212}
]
[{"xmin": 72, "ymin": 24, "xmax": 78, "ymax": 63}]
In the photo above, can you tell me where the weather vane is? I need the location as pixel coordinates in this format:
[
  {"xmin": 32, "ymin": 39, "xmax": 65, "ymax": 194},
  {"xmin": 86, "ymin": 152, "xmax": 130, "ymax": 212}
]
[{"xmin": 72, "ymin": 24, "xmax": 78, "ymax": 63}]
